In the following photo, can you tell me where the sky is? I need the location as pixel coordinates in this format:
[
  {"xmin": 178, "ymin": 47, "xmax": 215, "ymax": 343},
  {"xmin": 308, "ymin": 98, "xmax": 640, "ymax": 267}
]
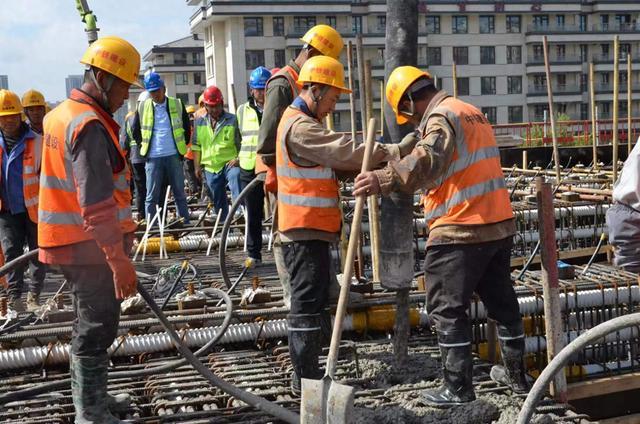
[{"xmin": 0, "ymin": 0, "xmax": 194, "ymax": 102}]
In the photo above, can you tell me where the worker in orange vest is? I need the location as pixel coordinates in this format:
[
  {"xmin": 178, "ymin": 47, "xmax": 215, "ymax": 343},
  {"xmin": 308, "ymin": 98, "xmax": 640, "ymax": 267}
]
[
  {"xmin": 39, "ymin": 36, "xmax": 140, "ymax": 422},
  {"xmin": 0, "ymin": 89, "xmax": 46, "ymax": 312},
  {"xmin": 277, "ymin": 56, "xmax": 415, "ymax": 395},
  {"xmin": 354, "ymin": 66, "xmax": 530, "ymax": 406},
  {"xmin": 257, "ymin": 24, "xmax": 345, "ymax": 308}
]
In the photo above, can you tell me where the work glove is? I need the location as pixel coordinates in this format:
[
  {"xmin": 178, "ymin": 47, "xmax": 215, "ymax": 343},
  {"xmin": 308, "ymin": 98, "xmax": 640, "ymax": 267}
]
[
  {"xmin": 398, "ymin": 131, "xmax": 420, "ymax": 157},
  {"xmin": 103, "ymin": 243, "xmax": 137, "ymax": 300},
  {"xmin": 264, "ymin": 165, "xmax": 278, "ymax": 194}
]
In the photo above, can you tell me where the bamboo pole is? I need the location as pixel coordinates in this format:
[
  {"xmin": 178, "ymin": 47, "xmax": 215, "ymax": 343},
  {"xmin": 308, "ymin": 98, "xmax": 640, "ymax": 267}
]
[
  {"xmin": 589, "ymin": 62, "xmax": 598, "ymax": 169},
  {"xmin": 364, "ymin": 60, "xmax": 374, "ymax": 132},
  {"xmin": 613, "ymin": 35, "xmax": 620, "ymax": 181},
  {"xmin": 347, "ymin": 41, "xmax": 357, "ymax": 148},
  {"xmin": 628, "ymin": 53, "xmax": 633, "ymax": 154},
  {"xmin": 356, "ymin": 34, "xmax": 368, "ymax": 139},
  {"xmin": 542, "ymin": 36, "xmax": 562, "ymax": 183},
  {"xmin": 380, "ymin": 80, "xmax": 384, "ymax": 138},
  {"xmin": 452, "ymin": 61, "xmax": 458, "ymax": 98}
]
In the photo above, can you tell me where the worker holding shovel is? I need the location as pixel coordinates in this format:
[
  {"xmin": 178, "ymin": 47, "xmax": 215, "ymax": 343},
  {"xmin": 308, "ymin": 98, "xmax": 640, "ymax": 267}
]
[{"xmin": 354, "ymin": 66, "xmax": 530, "ymax": 407}]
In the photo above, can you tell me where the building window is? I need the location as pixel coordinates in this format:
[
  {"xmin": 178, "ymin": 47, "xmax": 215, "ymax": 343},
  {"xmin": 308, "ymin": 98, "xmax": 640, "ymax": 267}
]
[
  {"xmin": 377, "ymin": 15, "xmax": 386, "ymax": 32},
  {"xmin": 556, "ymin": 44, "xmax": 566, "ymax": 60},
  {"xmin": 273, "ymin": 17, "xmax": 285, "ymax": 36},
  {"xmin": 581, "ymin": 73, "xmax": 588, "ymax": 91},
  {"xmin": 579, "ymin": 15, "xmax": 587, "ymax": 31},
  {"xmin": 479, "ymin": 16, "xmax": 495, "ymax": 34},
  {"xmin": 601, "ymin": 43, "xmax": 610, "ymax": 57},
  {"xmin": 533, "ymin": 15, "xmax": 549, "ymax": 29},
  {"xmin": 480, "ymin": 46, "xmax": 495, "ymax": 64},
  {"xmin": 377, "ymin": 47, "xmax": 385, "ymax": 63},
  {"xmin": 426, "ymin": 16, "xmax": 440, "ymax": 34},
  {"xmin": 481, "ymin": 76, "xmax": 496, "ymax": 95},
  {"xmin": 175, "ymin": 52, "xmax": 187, "ymax": 65},
  {"xmin": 507, "ymin": 76, "xmax": 522, "ymax": 94},
  {"xmin": 600, "ymin": 15, "xmax": 609, "ymax": 30},
  {"xmin": 206, "ymin": 56, "xmax": 214, "ymax": 77},
  {"xmin": 274, "ymin": 49, "xmax": 286, "ymax": 68},
  {"xmin": 506, "ymin": 46, "xmax": 522, "ymax": 64},
  {"xmin": 453, "ymin": 46, "xmax": 468, "ymax": 65},
  {"xmin": 176, "ymin": 93, "xmax": 190, "ymax": 105},
  {"xmin": 294, "ymin": 16, "xmax": 316, "ymax": 33},
  {"xmin": 427, "ymin": 47, "xmax": 441, "ymax": 66},
  {"xmin": 533, "ymin": 43, "xmax": 544, "ymax": 60},
  {"xmin": 452, "ymin": 16, "xmax": 468, "ymax": 34},
  {"xmin": 246, "ymin": 50, "xmax": 265, "ymax": 70},
  {"xmin": 194, "ymin": 72, "xmax": 204, "ymax": 86},
  {"xmin": 456, "ymin": 77, "xmax": 469, "ymax": 96},
  {"xmin": 534, "ymin": 105, "xmax": 547, "ymax": 121},
  {"xmin": 482, "ymin": 107, "xmax": 497, "ymax": 124},
  {"xmin": 599, "ymin": 101, "xmax": 611, "ymax": 118},
  {"xmin": 192, "ymin": 52, "xmax": 204, "ymax": 65},
  {"xmin": 534, "ymin": 74, "xmax": 547, "ymax": 90},
  {"xmin": 244, "ymin": 17, "xmax": 263, "ymax": 37},
  {"xmin": 557, "ymin": 73, "xmax": 567, "ymax": 88},
  {"xmin": 621, "ymin": 43, "xmax": 632, "ymax": 59},
  {"xmin": 326, "ymin": 16, "xmax": 337, "ymax": 28},
  {"xmin": 352, "ymin": 15, "xmax": 363, "ymax": 34},
  {"xmin": 556, "ymin": 15, "xmax": 565, "ymax": 28},
  {"xmin": 506, "ymin": 15, "xmax": 521, "ymax": 33},
  {"xmin": 332, "ymin": 112, "xmax": 341, "ymax": 129},
  {"xmin": 176, "ymin": 72, "xmax": 188, "ymax": 85},
  {"xmin": 580, "ymin": 44, "xmax": 589, "ymax": 62},
  {"xmin": 508, "ymin": 106, "xmax": 523, "ymax": 123},
  {"xmin": 580, "ymin": 103, "xmax": 589, "ymax": 120}
]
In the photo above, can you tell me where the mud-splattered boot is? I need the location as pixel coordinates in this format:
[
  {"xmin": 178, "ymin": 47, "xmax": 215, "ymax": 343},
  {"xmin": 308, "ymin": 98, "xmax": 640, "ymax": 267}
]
[
  {"xmin": 421, "ymin": 344, "xmax": 476, "ymax": 407},
  {"xmin": 490, "ymin": 323, "xmax": 531, "ymax": 394}
]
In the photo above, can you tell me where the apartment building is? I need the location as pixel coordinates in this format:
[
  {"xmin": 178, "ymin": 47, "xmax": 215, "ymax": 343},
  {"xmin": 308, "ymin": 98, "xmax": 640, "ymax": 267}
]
[
  {"xmin": 0, "ymin": 75, "xmax": 8, "ymax": 90},
  {"xmin": 187, "ymin": 1, "xmax": 640, "ymax": 128}
]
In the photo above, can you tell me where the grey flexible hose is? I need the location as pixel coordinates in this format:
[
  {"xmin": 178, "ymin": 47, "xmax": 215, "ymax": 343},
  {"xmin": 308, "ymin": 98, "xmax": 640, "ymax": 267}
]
[{"xmin": 516, "ymin": 312, "xmax": 640, "ymax": 424}]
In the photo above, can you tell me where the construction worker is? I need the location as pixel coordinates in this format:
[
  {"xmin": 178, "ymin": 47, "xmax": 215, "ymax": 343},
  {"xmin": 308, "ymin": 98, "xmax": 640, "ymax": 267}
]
[
  {"xmin": 277, "ymin": 56, "xmax": 415, "ymax": 394},
  {"xmin": 21, "ymin": 89, "xmax": 47, "ymax": 135},
  {"xmin": 183, "ymin": 105, "xmax": 200, "ymax": 196},
  {"xmin": 257, "ymin": 24, "xmax": 344, "ymax": 307},
  {"xmin": 39, "ymin": 36, "xmax": 140, "ymax": 422},
  {"xmin": 120, "ymin": 91, "xmax": 149, "ymax": 221},
  {"xmin": 191, "ymin": 85, "xmax": 241, "ymax": 221},
  {"xmin": 132, "ymin": 72, "xmax": 191, "ymax": 224},
  {"xmin": 237, "ymin": 66, "xmax": 271, "ymax": 264},
  {"xmin": 0, "ymin": 89, "xmax": 46, "ymax": 312},
  {"xmin": 353, "ymin": 66, "xmax": 530, "ymax": 406}
]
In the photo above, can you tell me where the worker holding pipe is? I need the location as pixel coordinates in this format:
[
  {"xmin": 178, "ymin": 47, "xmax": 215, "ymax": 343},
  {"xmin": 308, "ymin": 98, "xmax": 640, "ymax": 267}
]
[
  {"xmin": 353, "ymin": 66, "xmax": 530, "ymax": 406},
  {"xmin": 257, "ymin": 24, "xmax": 344, "ymax": 308},
  {"xmin": 39, "ymin": 36, "xmax": 140, "ymax": 423},
  {"xmin": 21, "ymin": 89, "xmax": 47, "ymax": 135},
  {"xmin": 278, "ymin": 56, "xmax": 415, "ymax": 395}
]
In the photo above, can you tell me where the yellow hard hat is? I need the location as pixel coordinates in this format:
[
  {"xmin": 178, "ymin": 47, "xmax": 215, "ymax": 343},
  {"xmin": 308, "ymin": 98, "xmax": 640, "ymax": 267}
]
[
  {"xmin": 0, "ymin": 90, "xmax": 23, "ymax": 116},
  {"xmin": 300, "ymin": 24, "xmax": 344, "ymax": 59},
  {"xmin": 186, "ymin": 105, "xmax": 196, "ymax": 114},
  {"xmin": 386, "ymin": 66, "xmax": 433, "ymax": 124},
  {"xmin": 80, "ymin": 36, "xmax": 143, "ymax": 88},
  {"xmin": 298, "ymin": 56, "xmax": 351, "ymax": 93},
  {"xmin": 22, "ymin": 89, "xmax": 46, "ymax": 108}
]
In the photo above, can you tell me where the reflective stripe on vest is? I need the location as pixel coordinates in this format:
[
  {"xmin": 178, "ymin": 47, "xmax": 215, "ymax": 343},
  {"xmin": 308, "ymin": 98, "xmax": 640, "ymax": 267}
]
[
  {"xmin": 276, "ymin": 107, "xmax": 341, "ymax": 233},
  {"xmin": 39, "ymin": 94, "xmax": 136, "ymax": 248},
  {"xmin": 421, "ymin": 96, "xmax": 513, "ymax": 229},
  {"xmin": 237, "ymin": 102, "xmax": 260, "ymax": 171},
  {"xmin": 138, "ymin": 97, "xmax": 187, "ymax": 157},
  {"xmin": 194, "ymin": 113, "xmax": 238, "ymax": 174}
]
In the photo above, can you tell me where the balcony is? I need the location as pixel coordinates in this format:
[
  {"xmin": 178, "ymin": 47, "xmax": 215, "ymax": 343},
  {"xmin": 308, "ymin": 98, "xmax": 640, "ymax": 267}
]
[
  {"xmin": 592, "ymin": 52, "xmax": 640, "ymax": 64},
  {"xmin": 286, "ymin": 26, "xmax": 426, "ymax": 38},
  {"xmin": 527, "ymin": 84, "xmax": 582, "ymax": 96},
  {"xmin": 526, "ymin": 23, "xmax": 640, "ymax": 34},
  {"xmin": 526, "ymin": 54, "xmax": 582, "ymax": 66},
  {"xmin": 594, "ymin": 82, "xmax": 640, "ymax": 93}
]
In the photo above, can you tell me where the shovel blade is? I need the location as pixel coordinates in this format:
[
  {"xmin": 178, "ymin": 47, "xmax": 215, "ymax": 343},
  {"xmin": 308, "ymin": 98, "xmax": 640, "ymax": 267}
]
[{"xmin": 300, "ymin": 376, "xmax": 354, "ymax": 424}]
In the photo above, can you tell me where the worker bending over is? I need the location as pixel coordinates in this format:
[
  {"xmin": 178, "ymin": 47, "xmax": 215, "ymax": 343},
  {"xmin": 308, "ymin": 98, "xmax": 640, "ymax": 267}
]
[
  {"xmin": 0, "ymin": 90, "xmax": 46, "ymax": 312},
  {"xmin": 237, "ymin": 66, "xmax": 271, "ymax": 264},
  {"xmin": 39, "ymin": 36, "xmax": 140, "ymax": 423},
  {"xmin": 277, "ymin": 56, "xmax": 414, "ymax": 394},
  {"xmin": 354, "ymin": 67, "xmax": 530, "ymax": 406},
  {"xmin": 21, "ymin": 89, "xmax": 47, "ymax": 135},
  {"xmin": 257, "ymin": 23, "xmax": 344, "ymax": 307},
  {"xmin": 132, "ymin": 72, "xmax": 191, "ymax": 224},
  {"xmin": 192, "ymin": 86, "xmax": 241, "ymax": 221}
]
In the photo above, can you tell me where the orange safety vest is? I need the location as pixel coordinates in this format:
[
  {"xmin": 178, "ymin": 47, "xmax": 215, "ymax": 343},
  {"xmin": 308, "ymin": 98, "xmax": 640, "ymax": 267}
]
[
  {"xmin": 38, "ymin": 90, "xmax": 136, "ymax": 248},
  {"xmin": 255, "ymin": 65, "xmax": 301, "ymax": 175},
  {"xmin": 276, "ymin": 107, "xmax": 341, "ymax": 233},
  {"xmin": 0, "ymin": 131, "xmax": 41, "ymax": 223},
  {"xmin": 421, "ymin": 96, "xmax": 513, "ymax": 229}
]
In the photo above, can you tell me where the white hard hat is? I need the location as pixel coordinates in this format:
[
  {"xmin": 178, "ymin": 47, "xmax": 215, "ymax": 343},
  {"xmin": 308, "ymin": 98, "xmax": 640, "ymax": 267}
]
[{"xmin": 137, "ymin": 91, "xmax": 150, "ymax": 103}]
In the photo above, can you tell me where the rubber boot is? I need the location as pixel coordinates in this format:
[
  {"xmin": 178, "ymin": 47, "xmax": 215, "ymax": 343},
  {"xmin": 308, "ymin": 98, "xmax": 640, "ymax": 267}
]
[
  {"xmin": 288, "ymin": 313, "xmax": 323, "ymax": 396},
  {"xmin": 70, "ymin": 353, "xmax": 125, "ymax": 423},
  {"xmin": 319, "ymin": 307, "xmax": 332, "ymax": 345},
  {"xmin": 26, "ymin": 292, "xmax": 40, "ymax": 312},
  {"xmin": 490, "ymin": 323, "xmax": 531, "ymax": 394},
  {"xmin": 421, "ymin": 344, "xmax": 476, "ymax": 407}
]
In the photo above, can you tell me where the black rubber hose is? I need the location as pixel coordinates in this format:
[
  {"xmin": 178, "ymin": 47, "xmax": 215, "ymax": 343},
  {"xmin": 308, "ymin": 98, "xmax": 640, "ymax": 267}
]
[
  {"xmin": 516, "ymin": 239, "xmax": 541, "ymax": 281},
  {"xmin": 0, "ymin": 266, "xmax": 234, "ymax": 405},
  {"xmin": 219, "ymin": 175, "xmax": 264, "ymax": 289},
  {"xmin": 0, "ymin": 249, "xmax": 38, "ymax": 279}
]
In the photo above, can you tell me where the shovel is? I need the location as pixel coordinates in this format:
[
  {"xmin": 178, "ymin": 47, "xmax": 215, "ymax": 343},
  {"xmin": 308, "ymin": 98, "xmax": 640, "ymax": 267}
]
[{"xmin": 301, "ymin": 118, "xmax": 378, "ymax": 424}]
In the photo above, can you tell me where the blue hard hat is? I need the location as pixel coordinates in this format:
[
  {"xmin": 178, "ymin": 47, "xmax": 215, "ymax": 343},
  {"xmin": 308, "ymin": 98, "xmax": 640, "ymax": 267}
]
[
  {"xmin": 249, "ymin": 66, "xmax": 271, "ymax": 89},
  {"xmin": 144, "ymin": 72, "xmax": 164, "ymax": 92}
]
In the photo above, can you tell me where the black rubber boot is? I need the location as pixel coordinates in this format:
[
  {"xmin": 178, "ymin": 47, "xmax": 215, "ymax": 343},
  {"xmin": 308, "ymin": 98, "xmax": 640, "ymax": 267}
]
[
  {"xmin": 288, "ymin": 313, "xmax": 323, "ymax": 396},
  {"xmin": 490, "ymin": 323, "xmax": 531, "ymax": 394},
  {"xmin": 421, "ymin": 343, "xmax": 476, "ymax": 408}
]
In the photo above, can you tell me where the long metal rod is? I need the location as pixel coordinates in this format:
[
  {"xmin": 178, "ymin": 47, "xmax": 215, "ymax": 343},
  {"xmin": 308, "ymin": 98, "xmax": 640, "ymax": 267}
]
[
  {"xmin": 452, "ymin": 61, "xmax": 458, "ymax": 98},
  {"xmin": 356, "ymin": 34, "xmax": 368, "ymax": 138},
  {"xmin": 613, "ymin": 35, "xmax": 620, "ymax": 181},
  {"xmin": 542, "ymin": 35, "xmax": 561, "ymax": 182},
  {"xmin": 589, "ymin": 62, "xmax": 598, "ymax": 168},
  {"xmin": 628, "ymin": 53, "xmax": 633, "ymax": 154}
]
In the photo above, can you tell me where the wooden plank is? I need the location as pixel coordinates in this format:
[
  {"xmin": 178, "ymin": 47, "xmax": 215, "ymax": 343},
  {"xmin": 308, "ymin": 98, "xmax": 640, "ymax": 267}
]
[
  {"xmin": 567, "ymin": 371, "xmax": 640, "ymax": 401},
  {"xmin": 510, "ymin": 245, "xmax": 612, "ymax": 269}
]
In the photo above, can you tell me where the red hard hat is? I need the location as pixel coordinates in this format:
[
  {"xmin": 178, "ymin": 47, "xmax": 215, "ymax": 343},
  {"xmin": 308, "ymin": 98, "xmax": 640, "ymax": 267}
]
[{"xmin": 203, "ymin": 86, "xmax": 223, "ymax": 106}]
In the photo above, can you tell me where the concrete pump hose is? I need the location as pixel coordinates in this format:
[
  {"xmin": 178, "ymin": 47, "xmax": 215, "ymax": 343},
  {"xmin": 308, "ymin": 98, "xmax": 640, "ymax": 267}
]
[
  {"xmin": 219, "ymin": 174, "xmax": 264, "ymax": 289},
  {"xmin": 0, "ymin": 249, "xmax": 39, "ymax": 279},
  {"xmin": 516, "ymin": 312, "xmax": 640, "ymax": 424}
]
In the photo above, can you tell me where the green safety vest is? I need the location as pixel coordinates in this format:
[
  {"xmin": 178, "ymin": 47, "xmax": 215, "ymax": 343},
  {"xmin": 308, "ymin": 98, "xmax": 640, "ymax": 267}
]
[
  {"xmin": 125, "ymin": 112, "xmax": 137, "ymax": 146},
  {"xmin": 193, "ymin": 112, "xmax": 238, "ymax": 173},
  {"xmin": 236, "ymin": 102, "xmax": 260, "ymax": 171},
  {"xmin": 138, "ymin": 97, "xmax": 187, "ymax": 157}
]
